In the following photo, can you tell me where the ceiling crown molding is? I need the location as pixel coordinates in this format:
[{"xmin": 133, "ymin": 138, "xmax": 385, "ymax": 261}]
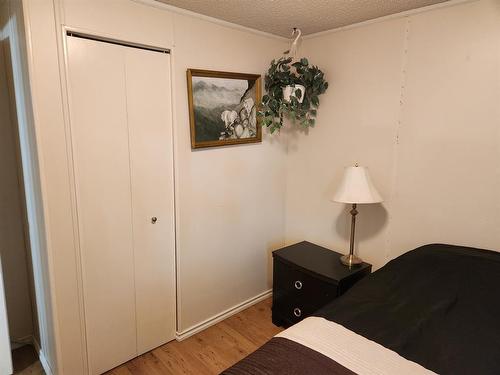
[
  {"xmin": 303, "ymin": 0, "xmax": 477, "ymax": 39},
  {"xmin": 130, "ymin": 0, "xmax": 288, "ymax": 41}
]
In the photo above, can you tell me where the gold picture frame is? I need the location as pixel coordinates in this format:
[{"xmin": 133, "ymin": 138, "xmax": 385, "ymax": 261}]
[{"xmin": 187, "ymin": 69, "xmax": 262, "ymax": 149}]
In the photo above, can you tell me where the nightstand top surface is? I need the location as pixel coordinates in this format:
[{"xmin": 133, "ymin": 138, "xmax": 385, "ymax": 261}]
[{"xmin": 273, "ymin": 241, "xmax": 371, "ymax": 282}]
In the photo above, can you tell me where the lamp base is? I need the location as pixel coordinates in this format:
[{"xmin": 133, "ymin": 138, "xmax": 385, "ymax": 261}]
[{"xmin": 340, "ymin": 254, "xmax": 363, "ymax": 267}]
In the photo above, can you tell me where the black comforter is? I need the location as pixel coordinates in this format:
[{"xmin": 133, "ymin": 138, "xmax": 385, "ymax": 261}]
[{"xmin": 316, "ymin": 243, "xmax": 500, "ymax": 375}]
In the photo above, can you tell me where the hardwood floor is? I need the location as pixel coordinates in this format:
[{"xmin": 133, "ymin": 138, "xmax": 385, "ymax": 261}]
[
  {"xmin": 12, "ymin": 344, "xmax": 44, "ymax": 375},
  {"xmin": 106, "ymin": 297, "xmax": 283, "ymax": 375}
]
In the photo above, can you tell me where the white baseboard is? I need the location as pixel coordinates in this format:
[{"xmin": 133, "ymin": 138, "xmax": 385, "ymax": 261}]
[
  {"xmin": 176, "ymin": 289, "xmax": 272, "ymax": 341},
  {"xmin": 9, "ymin": 335, "xmax": 33, "ymax": 350},
  {"xmin": 33, "ymin": 338, "xmax": 53, "ymax": 375}
]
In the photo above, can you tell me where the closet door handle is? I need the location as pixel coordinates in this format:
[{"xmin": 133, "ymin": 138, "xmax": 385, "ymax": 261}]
[{"xmin": 151, "ymin": 217, "xmax": 158, "ymax": 224}]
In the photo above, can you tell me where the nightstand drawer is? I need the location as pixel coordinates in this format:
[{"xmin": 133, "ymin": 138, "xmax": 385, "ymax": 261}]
[
  {"xmin": 273, "ymin": 259, "xmax": 338, "ymax": 299},
  {"xmin": 274, "ymin": 298, "xmax": 325, "ymax": 325}
]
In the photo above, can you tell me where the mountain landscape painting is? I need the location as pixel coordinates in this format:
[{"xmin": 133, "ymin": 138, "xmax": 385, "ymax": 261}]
[{"xmin": 187, "ymin": 69, "xmax": 261, "ymax": 149}]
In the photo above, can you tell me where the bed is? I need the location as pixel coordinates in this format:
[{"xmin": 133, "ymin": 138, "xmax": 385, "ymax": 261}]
[{"xmin": 222, "ymin": 244, "xmax": 500, "ymax": 375}]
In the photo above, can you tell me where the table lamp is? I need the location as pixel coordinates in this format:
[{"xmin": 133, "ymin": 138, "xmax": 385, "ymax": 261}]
[{"xmin": 332, "ymin": 164, "xmax": 383, "ymax": 267}]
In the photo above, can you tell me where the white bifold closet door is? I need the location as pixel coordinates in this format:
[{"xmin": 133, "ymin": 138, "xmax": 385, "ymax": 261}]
[{"xmin": 66, "ymin": 36, "xmax": 175, "ymax": 375}]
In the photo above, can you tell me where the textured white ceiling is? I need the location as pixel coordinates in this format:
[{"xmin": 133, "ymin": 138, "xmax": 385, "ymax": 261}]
[{"xmin": 156, "ymin": 0, "xmax": 450, "ymax": 37}]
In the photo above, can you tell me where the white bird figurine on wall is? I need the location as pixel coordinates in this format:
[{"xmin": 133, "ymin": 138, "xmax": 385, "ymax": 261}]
[{"xmin": 283, "ymin": 28, "xmax": 302, "ymax": 58}]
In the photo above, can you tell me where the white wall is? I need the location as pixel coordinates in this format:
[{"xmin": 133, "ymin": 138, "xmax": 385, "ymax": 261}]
[
  {"xmin": 387, "ymin": 0, "xmax": 500, "ymax": 259},
  {"xmin": 286, "ymin": 0, "xmax": 500, "ymax": 268},
  {"xmin": 285, "ymin": 16, "xmax": 406, "ymax": 269},
  {"xmin": 22, "ymin": 0, "xmax": 286, "ymax": 373},
  {"xmin": 171, "ymin": 12, "xmax": 287, "ymax": 332}
]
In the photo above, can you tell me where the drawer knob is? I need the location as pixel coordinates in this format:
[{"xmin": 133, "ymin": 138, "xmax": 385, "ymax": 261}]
[
  {"xmin": 294, "ymin": 280, "xmax": 303, "ymax": 290},
  {"xmin": 293, "ymin": 307, "xmax": 302, "ymax": 317}
]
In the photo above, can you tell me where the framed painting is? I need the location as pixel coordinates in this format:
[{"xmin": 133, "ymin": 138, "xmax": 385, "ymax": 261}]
[{"xmin": 187, "ymin": 69, "xmax": 262, "ymax": 149}]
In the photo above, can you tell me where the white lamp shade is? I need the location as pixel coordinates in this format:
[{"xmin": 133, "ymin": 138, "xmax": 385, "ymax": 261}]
[{"xmin": 332, "ymin": 166, "xmax": 383, "ymax": 204}]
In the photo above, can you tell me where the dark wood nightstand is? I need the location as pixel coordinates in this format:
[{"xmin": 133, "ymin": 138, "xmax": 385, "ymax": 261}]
[{"xmin": 272, "ymin": 241, "xmax": 372, "ymax": 327}]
